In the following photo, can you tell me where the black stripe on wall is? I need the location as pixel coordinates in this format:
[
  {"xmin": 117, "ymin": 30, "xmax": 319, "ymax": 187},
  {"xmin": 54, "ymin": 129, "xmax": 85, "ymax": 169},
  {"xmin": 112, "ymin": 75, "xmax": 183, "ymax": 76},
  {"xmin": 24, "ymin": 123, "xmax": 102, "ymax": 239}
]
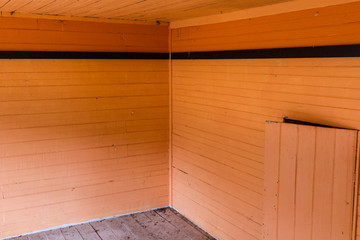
[
  {"xmin": 1, "ymin": 44, "xmax": 360, "ymax": 59},
  {"xmin": 0, "ymin": 51, "xmax": 169, "ymax": 59},
  {"xmin": 171, "ymin": 44, "xmax": 360, "ymax": 59}
]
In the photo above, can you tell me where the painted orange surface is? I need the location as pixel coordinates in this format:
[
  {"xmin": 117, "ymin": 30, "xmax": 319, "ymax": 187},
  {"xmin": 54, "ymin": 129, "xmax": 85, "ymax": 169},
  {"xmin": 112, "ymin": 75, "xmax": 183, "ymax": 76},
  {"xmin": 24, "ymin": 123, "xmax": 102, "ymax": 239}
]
[
  {"xmin": 171, "ymin": 58, "xmax": 360, "ymax": 240},
  {"xmin": 171, "ymin": 1, "xmax": 360, "ymax": 52},
  {"xmin": 0, "ymin": 17, "xmax": 168, "ymax": 52},
  {"xmin": 263, "ymin": 122, "xmax": 357, "ymax": 240},
  {"xmin": 0, "ymin": 59, "xmax": 169, "ymax": 239},
  {"xmin": 0, "ymin": 0, "xmax": 289, "ymax": 23}
]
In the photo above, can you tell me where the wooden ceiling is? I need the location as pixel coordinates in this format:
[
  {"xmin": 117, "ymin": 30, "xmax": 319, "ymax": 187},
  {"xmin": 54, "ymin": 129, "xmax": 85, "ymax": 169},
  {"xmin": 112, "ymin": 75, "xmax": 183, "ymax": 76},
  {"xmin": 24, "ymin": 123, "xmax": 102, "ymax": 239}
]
[{"xmin": 0, "ymin": 0, "xmax": 291, "ymax": 23}]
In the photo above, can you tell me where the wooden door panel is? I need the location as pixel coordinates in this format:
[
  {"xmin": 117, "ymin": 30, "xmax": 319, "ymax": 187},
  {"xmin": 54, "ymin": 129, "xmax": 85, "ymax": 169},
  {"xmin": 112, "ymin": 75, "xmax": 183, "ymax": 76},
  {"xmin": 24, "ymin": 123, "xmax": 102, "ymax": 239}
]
[
  {"xmin": 264, "ymin": 122, "xmax": 358, "ymax": 240},
  {"xmin": 294, "ymin": 125, "xmax": 316, "ymax": 240},
  {"xmin": 277, "ymin": 124, "xmax": 297, "ymax": 240}
]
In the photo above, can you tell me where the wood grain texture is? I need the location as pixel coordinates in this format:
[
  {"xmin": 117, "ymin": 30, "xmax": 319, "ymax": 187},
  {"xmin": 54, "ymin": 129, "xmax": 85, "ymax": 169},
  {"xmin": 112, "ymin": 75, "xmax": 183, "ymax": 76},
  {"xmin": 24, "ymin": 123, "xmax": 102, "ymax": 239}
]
[
  {"xmin": 7, "ymin": 208, "xmax": 215, "ymax": 240},
  {"xmin": 171, "ymin": 58, "xmax": 360, "ymax": 240},
  {"xmin": 355, "ymin": 132, "xmax": 360, "ymax": 240},
  {"xmin": 0, "ymin": 16, "xmax": 168, "ymax": 52},
  {"xmin": 0, "ymin": 0, "xmax": 289, "ymax": 23},
  {"xmin": 171, "ymin": 1, "xmax": 360, "ymax": 28},
  {"xmin": 263, "ymin": 122, "xmax": 357, "ymax": 240},
  {"xmin": 277, "ymin": 124, "xmax": 297, "ymax": 240},
  {"xmin": 171, "ymin": 1, "xmax": 360, "ymax": 52},
  {"xmin": 0, "ymin": 59, "xmax": 169, "ymax": 239}
]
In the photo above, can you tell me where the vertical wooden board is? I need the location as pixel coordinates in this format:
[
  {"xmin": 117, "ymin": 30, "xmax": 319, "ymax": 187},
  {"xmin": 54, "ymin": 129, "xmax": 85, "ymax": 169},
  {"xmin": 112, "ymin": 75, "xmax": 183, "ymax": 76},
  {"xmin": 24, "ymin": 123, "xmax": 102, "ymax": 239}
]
[
  {"xmin": 294, "ymin": 125, "xmax": 316, "ymax": 240},
  {"xmin": 277, "ymin": 123, "xmax": 298, "ymax": 240},
  {"xmin": 312, "ymin": 127, "xmax": 336, "ymax": 240},
  {"xmin": 263, "ymin": 121, "xmax": 281, "ymax": 240},
  {"xmin": 331, "ymin": 129, "xmax": 357, "ymax": 240},
  {"xmin": 355, "ymin": 132, "xmax": 360, "ymax": 240}
]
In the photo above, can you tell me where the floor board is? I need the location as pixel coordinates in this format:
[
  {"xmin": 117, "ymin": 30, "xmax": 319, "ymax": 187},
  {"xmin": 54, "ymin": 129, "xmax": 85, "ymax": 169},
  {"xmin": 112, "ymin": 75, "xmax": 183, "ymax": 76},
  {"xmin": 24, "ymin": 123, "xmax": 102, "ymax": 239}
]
[{"xmin": 8, "ymin": 208, "xmax": 215, "ymax": 240}]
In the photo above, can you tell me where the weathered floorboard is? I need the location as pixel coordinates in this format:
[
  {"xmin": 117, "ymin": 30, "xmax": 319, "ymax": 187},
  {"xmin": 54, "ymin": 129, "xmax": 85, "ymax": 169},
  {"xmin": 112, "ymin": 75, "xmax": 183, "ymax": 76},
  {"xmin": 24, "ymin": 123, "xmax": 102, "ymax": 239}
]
[
  {"xmin": 7, "ymin": 208, "xmax": 215, "ymax": 240},
  {"xmin": 60, "ymin": 226, "xmax": 83, "ymax": 240},
  {"xmin": 155, "ymin": 208, "xmax": 212, "ymax": 240}
]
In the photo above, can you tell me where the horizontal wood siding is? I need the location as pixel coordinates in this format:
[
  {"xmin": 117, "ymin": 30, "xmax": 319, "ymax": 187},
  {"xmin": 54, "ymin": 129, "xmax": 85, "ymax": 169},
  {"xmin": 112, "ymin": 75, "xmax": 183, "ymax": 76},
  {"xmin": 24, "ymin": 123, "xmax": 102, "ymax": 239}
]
[
  {"xmin": 0, "ymin": 59, "xmax": 169, "ymax": 238},
  {"xmin": 0, "ymin": 0, "xmax": 288, "ymax": 23},
  {"xmin": 171, "ymin": 58, "xmax": 360, "ymax": 240},
  {"xmin": 171, "ymin": 1, "xmax": 360, "ymax": 52},
  {"xmin": 0, "ymin": 17, "xmax": 168, "ymax": 52}
]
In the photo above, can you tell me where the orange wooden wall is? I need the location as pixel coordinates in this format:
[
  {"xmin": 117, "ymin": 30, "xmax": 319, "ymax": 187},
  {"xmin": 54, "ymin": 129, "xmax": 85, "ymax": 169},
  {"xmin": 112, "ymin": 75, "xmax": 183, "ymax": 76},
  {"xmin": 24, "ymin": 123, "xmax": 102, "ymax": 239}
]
[
  {"xmin": 0, "ymin": 16, "xmax": 170, "ymax": 239},
  {"xmin": 0, "ymin": 59, "xmax": 169, "ymax": 238},
  {"xmin": 0, "ymin": 17, "xmax": 168, "ymax": 52},
  {"xmin": 171, "ymin": 1, "xmax": 360, "ymax": 52},
  {"xmin": 170, "ymin": 2, "xmax": 360, "ymax": 240},
  {"xmin": 170, "ymin": 57, "xmax": 360, "ymax": 240}
]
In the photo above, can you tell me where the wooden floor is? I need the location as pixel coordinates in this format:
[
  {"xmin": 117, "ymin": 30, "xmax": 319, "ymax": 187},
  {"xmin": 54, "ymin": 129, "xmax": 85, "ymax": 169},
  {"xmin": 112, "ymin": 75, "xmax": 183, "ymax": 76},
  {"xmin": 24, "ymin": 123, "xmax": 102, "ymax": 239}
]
[{"xmin": 7, "ymin": 208, "xmax": 215, "ymax": 240}]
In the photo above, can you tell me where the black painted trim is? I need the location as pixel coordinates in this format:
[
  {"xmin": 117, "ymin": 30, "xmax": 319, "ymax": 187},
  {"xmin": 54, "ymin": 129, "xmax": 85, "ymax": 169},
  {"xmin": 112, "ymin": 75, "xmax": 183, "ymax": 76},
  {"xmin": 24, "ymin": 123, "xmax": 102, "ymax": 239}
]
[
  {"xmin": 171, "ymin": 44, "xmax": 360, "ymax": 59},
  {"xmin": 1, "ymin": 44, "xmax": 360, "ymax": 59},
  {"xmin": 0, "ymin": 51, "xmax": 169, "ymax": 59}
]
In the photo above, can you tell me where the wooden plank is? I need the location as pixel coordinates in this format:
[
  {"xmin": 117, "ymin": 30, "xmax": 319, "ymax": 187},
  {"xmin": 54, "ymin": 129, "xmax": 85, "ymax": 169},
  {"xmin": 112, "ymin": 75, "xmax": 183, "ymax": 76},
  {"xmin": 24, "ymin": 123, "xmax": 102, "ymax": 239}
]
[
  {"xmin": 173, "ymin": 124, "xmax": 264, "ymax": 166},
  {"xmin": 155, "ymin": 208, "xmax": 211, "ymax": 240},
  {"xmin": 0, "ymin": 0, "xmax": 299, "ymax": 22},
  {"xmin": 2, "ymin": 187, "xmax": 168, "ymax": 237},
  {"xmin": 172, "ymin": 144, "xmax": 263, "ymax": 193},
  {"xmin": 103, "ymin": 217, "xmax": 139, "ymax": 239},
  {"xmin": 132, "ymin": 211, "xmax": 189, "ymax": 240},
  {"xmin": 75, "ymin": 224, "xmax": 101, "ymax": 240},
  {"xmin": 172, "ymin": 177, "xmax": 261, "ymax": 238},
  {"xmin": 0, "ymin": 107, "xmax": 169, "ymax": 131},
  {"xmin": 263, "ymin": 122, "xmax": 280, "ymax": 240},
  {"xmin": 1, "ymin": 156, "xmax": 167, "ymax": 193},
  {"xmin": 171, "ymin": 2, "xmax": 360, "ymax": 52},
  {"xmin": 44, "ymin": 229, "xmax": 66, "ymax": 240},
  {"xmin": 1, "ymin": 174, "xmax": 168, "ymax": 213},
  {"xmin": 312, "ymin": 127, "xmax": 336, "ymax": 240},
  {"xmin": 0, "ymin": 16, "xmax": 168, "ymax": 52},
  {"xmin": 116, "ymin": 214, "xmax": 157, "ymax": 240},
  {"xmin": 60, "ymin": 226, "xmax": 83, "ymax": 240},
  {"xmin": 89, "ymin": 221, "xmax": 118, "ymax": 240},
  {"xmin": 173, "ymin": 190, "xmax": 256, "ymax": 240},
  {"xmin": 0, "ymin": 84, "xmax": 168, "ymax": 102},
  {"xmin": 294, "ymin": 125, "xmax": 316, "ymax": 240},
  {"xmin": 277, "ymin": 123, "xmax": 297, "ymax": 240},
  {"xmin": 173, "ymin": 169, "xmax": 262, "ymax": 224},
  {"xmin": 10, "ymin": 236, "xmax": 30, "ymax": 240},
  {"xmin": 171, "ymin": 0, "xmax": 359, "ymax": 28},
  {"xmin": 0, "ymin": 95, "xmax": 169, "ymax": 116},
  {"xmin": 331, "ymin": 129, "xmax": 357, "ymax": 239},
  {"xmin": 0, "ymin": 59, "xmax": 169, "ymax": 72},
  {"xmin": 27, "ymin": 232, "xmax": 47, "ymax": 240},
  {"xmin": 355, "ymin": 132, "xmax": 360, "ymax": 240},
  {"xmin": 173, "ymin": 154, "xmax": 263, "ymax": 209},
  {"xmin": 6, "ymin": 208, "xmax": 214, "ymax": 240}
]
